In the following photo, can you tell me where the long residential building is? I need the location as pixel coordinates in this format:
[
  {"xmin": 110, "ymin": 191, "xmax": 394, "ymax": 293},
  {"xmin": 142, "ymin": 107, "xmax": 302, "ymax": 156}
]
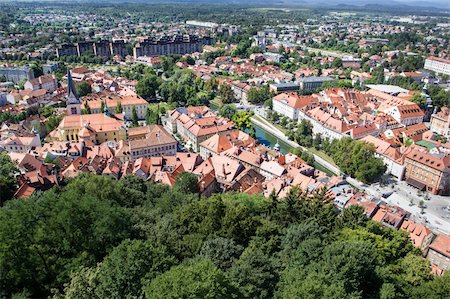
[
  {"xmin": 115, "ymin": 125, "xmax": 177, "ymax": 162},
  {"xmin": 0, "ymin": 66, "xmax": 34, "ymax": 83},
  {"xmin": 272, "ymin": 92, "xmax": 318, "ymax": 120},
  {"xmin": 82, "ymin": 94, "xmax": 148, "ymax": 120},
  {"xmin": 424, "ymin": 56, "xmax": 450, "ymax": 76},
  {"xmin": 404, "ymin": 149, "xmax": 450, "ymax": 195},
  {"xmin": 133, "ymin": 35, "xmax": 213, "ymax": 58},
  {"xmin": 165, "ymin": 106, "xmax": 235, "ymax": 152},
  {"xmin": 56, "ymin": 40, "xmax": 128, "ymax": 58}
]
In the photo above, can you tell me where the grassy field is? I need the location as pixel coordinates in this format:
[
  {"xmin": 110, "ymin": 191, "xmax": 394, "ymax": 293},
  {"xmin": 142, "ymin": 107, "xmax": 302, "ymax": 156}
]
[
  {"xmin": 209, "ymin": 97, "xmax": 223, "ymax": 111},
  {"xmin": 252, "ymin": 115, "xmax": 288, "ymax": 135},
  {"xmin": 307, "ymin": 147, "xmax": 337, "ymax": 166},
  {"xmin": 147, "ymin": 102, "xmax": 175, "ymax": 114}
]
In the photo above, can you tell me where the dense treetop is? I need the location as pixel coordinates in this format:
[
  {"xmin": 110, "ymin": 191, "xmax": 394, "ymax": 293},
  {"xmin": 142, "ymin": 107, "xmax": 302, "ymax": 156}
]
[{"xmin": 0, "ymin": 174, "xmax": 448, "ymax": 298}]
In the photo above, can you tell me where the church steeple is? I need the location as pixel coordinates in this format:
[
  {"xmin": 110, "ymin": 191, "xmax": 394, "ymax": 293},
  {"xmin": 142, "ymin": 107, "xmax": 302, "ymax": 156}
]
[
  {"xmin": 66, "ymin": 67, "xmax": 81, "ymax": 115},
  {"xmin": 67, "ymin": 67, "xmax": 79, "ymax": 104}
]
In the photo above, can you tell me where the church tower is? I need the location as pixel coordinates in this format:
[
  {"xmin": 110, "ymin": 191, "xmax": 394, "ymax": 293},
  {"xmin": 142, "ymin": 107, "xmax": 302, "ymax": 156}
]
[{"xmin": 66, "ymin": 68, "xmax": 81, "ymax": 115}]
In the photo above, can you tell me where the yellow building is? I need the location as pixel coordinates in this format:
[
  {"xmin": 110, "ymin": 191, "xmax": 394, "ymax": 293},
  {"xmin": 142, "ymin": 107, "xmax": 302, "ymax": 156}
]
[
  {"xmin": 48, "ymin": 113, "xmax": 126, "ymax": 144},
  {"xmin": 82, "ymin": 94, "xmax": 148, "ymax": 120}
]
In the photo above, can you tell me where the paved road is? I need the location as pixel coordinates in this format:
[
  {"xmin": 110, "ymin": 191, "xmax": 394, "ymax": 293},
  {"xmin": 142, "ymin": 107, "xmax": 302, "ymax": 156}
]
[{"xmin": 252, "ymin": 115, "xmax": 450, "ymax": 234}]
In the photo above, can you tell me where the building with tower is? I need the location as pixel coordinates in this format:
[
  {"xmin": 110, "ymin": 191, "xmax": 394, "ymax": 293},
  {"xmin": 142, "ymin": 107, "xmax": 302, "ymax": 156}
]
[{"xmin": 66, "ymin": 68, "xmax": 81, "ymax": 115}]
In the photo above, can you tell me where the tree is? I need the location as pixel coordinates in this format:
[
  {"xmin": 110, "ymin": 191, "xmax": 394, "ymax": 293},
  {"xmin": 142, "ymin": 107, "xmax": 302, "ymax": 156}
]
[
  {"xmin": 174, "ymin": 172, "xmax": 199, "ymax": 194},
  {"xmin": 76, "ymin": 82, "xmax": 92, "ymax": 97},
  {"xmin": 31, "ymin": 62, "xmax": 43, "ymax": 78},
  {"xmin": 228, "ymin": 240, "xmax": 279, "ymax": 298},
  {"xmin": 45, "ymin": 115, "xmax": 62, "ymax": 133},
  {"xmin": 136, "ymin": 74, "xmax": 160, "ymax": 99},
  {"xmin": 219, "ymin": 104, "xmax": 237, "ymax": 120},
  {"xmin": 410, "ymin": 271, "xmax": 450, "ymax": 299},
  {"xmin": 144, "ymin": 259, "xmax": 240, "ymax": 299},
  {"xmin": 331, "ymin": 57, "xmax": 343, "ymax": 68},
  {"xmin": 339, "ymin": 205, "xmax": 367, "ymax": 228},
  {"xmin": 38, "ymin": 106, "xmax": 55, "ymax": 118},
  {"xmin": 199, "ymin": 237, "xmax": 243, "ymax": 270},
  {"xmin": 232, "ymin": 111, "xmax": 253, "ymax": 131},
  {"xmin": 204, "ymin": 77, "xmax": 218, "ymax": 92},
  {"xmin": 219, "ymin": 84, "xmax": 235, "ymax": 104},
  {"xmin": 0, "ymin": 175, "xmax": 134, "ymax": 297},
  {"xmin": 313, "ymin": 133, "xmax": 322, "ymax": 150},
  {"xmin": 64, "ymin": 240, "xmax": 176, "ymax": 299},
  {"xmin": 82, "ymin": 102, "xmax": 91, "ymax": 115},
  {"xmin": 185, "ymin": 55, "xmax": 195, "ymax": 65},
  {"xmin": 410, "ymin": 93, "xmax": 427, "ymax": 108},
  {"xmin": 115, "ymin": 101, "xmax": 123, "ymax": 114},
  {"xmin": 247, "ymin": 85, "xmax": 271, "ymax": 104},
  {"xmin": 325, "ymin": 138, "xmax": 386, "ymax": 183},
  {"xmin": 0, "ymin": 152, "xmax": 18, "ymax": 204},
  {"xmin": 131, "ymin": 106, "xmax": 138, "ymax": 127}
]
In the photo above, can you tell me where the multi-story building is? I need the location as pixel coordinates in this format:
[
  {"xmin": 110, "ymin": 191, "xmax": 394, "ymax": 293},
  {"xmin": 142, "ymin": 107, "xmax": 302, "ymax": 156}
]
[
  {"xmin": 404, "ymin": 149, "xmax": 450, "ymax": 195},
  {"xmin": 381, "ymin": 103, "xmax": 424, "ymax": 126},
  {"xmin": 0, "ymin": 66, "xmax": 34, "ymax": 83},
  {"xmin": 0, "ymin": 134, "xmax": 41, "ymax": 153},
  {"xmin": 57, "ymin": 41, "xmax": 128, "ymax": 58},
  {"xmin": 110, "ymin": 40, "xmax": 128, "ymax": 57},
  {"xmin": 262, "ymin": 52, "xmax": 285, "ymax": 63},
  {"xmin": 43, "ymin": 63, "xmax": 60, "ymax": 74},
  {"xmin": 76, "ymin": 42, "xmax": 94, "ymax": 56},
  {"xmin": 430, "ymin": 107, "xmax": 450, "ymax": 137},
  {"xmin": 56, "ymin": 44, "xmax": 78, "ymax": 57},
  {"xmin": 272, "ymin": 92, "xmax": 317, "ymax": 121},
  {"xmin": 427, "ymin": 234, "xmax": 450, "ymax": 274},
  {"xmin": 93, "ymin": 41, "xmax": 112, "ymax": 58},
  {"xmin": 166, "ymin": 106, "xmax": 235, "ymax": 152},
  {"xmin": 401, "ymin": 220, "xmax": 434, "ymax": 252},
  {"xmin": 82, "ymin": 94, "xmax": 148, "ymax": 120},
  {"xmin": 230, "ymin": 81, "xmax": 251, "ymax": 102},
  {"xmin": 199, "ymin": 131, "xmax": 254, "ymax": 159},
  {"xmin": 269, "ymin": 83, "xmax": 300, "ymax": 94},
  {"xmin": 115, "ymin": 125, "xmax": 177, "ymax": 162},
  {"xmin": 424, "ymin": 56, "xmax": 450, "ymax": 76},
  {"xmin": 297, "ymin": 76, "xmax": 333, "ymax": 91},
  {"xmin": 361, "ymin": 135, "xmax": 405, "ymax": 180},
  {"xmin": 24, "ymin": 74, "xmax": 58, "ymax": 92},
  {"xmin": 133, "ymin": 35, "xmax": 212, "ymax": 58},
  {"xmin": 48, "ymin": 112, "xmax": 126, "ymax": 144}
]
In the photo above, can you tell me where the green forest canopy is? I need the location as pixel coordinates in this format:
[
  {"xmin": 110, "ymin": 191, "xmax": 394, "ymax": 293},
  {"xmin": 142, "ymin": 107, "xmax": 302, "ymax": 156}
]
[{"xmin": 0, "ymin": 174, "xmax": 448, "ymax": 299}]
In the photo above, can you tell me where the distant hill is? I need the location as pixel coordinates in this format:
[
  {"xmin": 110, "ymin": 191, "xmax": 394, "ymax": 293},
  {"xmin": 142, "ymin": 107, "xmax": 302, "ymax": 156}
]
[{"xmin": 1, "ymin": 0, "xmax": 448, "ymax": 13}]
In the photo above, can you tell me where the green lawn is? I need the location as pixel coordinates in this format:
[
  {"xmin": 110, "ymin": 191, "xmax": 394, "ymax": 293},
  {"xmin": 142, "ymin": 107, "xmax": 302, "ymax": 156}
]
[
  {"xmin": 209, "ymin": 97, "xmax": 223, "ymax": 110},
  {"xmin": 307, "ymin": 147, "xmax": 337, "ymax": 166},
  {"xmin": 147, "ymin": 102, "xmax": 175, "ymax": 114},
  {"xmin": 252, "ymin": 115, "xmax": 288, "ymax": 135}
]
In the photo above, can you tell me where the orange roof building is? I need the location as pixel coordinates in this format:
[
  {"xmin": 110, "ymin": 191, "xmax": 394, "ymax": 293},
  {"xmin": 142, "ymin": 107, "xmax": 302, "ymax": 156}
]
[
  {"xmin": 48, "ymin": 113, "xmax": 126, "ymax": 145},
  {"xmin": 401, "ymin": 220, "xmax": 434, "ymax": 252},
  {"xmin": 427, "ymin": 234, "xmax": 450, "ymax": 274},
  {"xmin": 404, "ymin": 149, "xmax": 450, "ymax": 195}
]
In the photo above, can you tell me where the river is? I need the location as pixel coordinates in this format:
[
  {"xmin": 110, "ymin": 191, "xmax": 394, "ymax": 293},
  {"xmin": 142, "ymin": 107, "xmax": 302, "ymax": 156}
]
[{"xmin": 253, "ymin": 123, "xmax": 334, "ymax": 175}]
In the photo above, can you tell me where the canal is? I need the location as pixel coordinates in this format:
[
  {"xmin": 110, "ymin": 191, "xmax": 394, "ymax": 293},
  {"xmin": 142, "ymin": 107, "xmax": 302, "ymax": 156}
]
[{"xmin": 253, "ymin": 123, "xmax": 334, "ymax": 176}]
